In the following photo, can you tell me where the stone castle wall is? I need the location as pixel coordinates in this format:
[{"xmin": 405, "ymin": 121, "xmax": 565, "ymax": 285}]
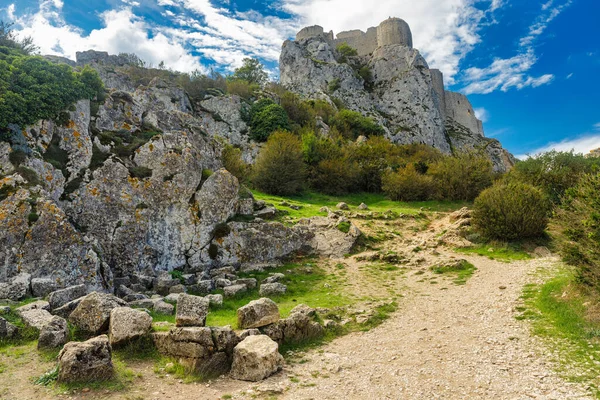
[
  {"xmin": 444, "ymin": 91, "xmax": 484, "ymax": 137},
  {"xmin": 296, "ymin": 25, "xmax": 334, "ymax": 41},
  {"xmin": 377, "ymin": 18, "xmax": 413, "ymax": 48},
  {"xmin": 334, "ymin": 27, "xmax": 378, "ymax": 56},
  {"xmin": 430, "ymin": 69, "xmax": 446, "ymax": 121}
]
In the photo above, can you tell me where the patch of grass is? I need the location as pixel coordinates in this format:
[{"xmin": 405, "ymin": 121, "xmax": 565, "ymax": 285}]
[
  {"xmin": 455, "ymin": 242, "xmax": 532, "ymax": 262},
  {"xmin": 337, "ymin": 221, "xmax": 351, "ymax": 233},
  {"xmin": 431, "ymin": 260, "xmax": 477, "ymax": 285},
  {"xmin": 251, "ymin": 190, "xmax": 468, "ymax": 224},
  {"xmin": 0, "ymin": 305, "xmax": 39, "ymax": 349},
  {"xmin": 112, "ymin": 335, "xmax": 159, "ymax": 361},
  {"xmin": 518, "ymin": 268, "xmax": 600, "ymax": 397}
]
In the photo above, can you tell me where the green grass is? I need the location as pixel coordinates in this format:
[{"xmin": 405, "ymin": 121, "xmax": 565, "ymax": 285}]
[
  {"xmin": 455, "ymin": 242, "xmax": 532, "ymax": 262},
  {"xmin": 431, "ymin": 260, "xmax": 477, "ymax": 285},
  {"xmin": 517, "ymin": 269, "xmax": 600, "ymax": 397},
  {"xmin": 252, "ymin": 190, "xmax": 468, "ymax": 223},
  {"xmin": 205, "ymin": 260, "xmax": 349, "ymax": 328},
  {"xmin": 0, "ymin": 299, "xmax": 41, "ymax": 349}
]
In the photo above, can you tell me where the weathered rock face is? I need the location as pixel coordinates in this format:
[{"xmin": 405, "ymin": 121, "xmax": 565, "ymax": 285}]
[
  {"xmin": 280, "ymin": 25, "xmax": 515, "ymax": 172},
  {"xmin": 57, "ymin": 335, "xmax": 114, "ymax": 383},
  {"xmin": 230, "ymin": 335, "xmax": 284, "ymax": 382},
  {"xmin": 0, "ymin": 317, "xmax": 18, "ymax": 338},
  {"xmin": 176, "ymin": 294, "xmax": 209, "ymax": 327}
]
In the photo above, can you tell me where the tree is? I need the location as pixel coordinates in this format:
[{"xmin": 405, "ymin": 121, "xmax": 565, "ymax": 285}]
[
  {"xmin": 248, "ymin": 98, "xmax": 290, "ymax": 142},
  {"xmin": 252, "ymin": 131, "xmax": 305, "ymax": 195},
  {"xmin": 231, "ymin": 58, "xmax": 268, "ymax": 86},
  {"xmin": 0, "ymin": 21, "xmax": 37, "ymax": 55}
]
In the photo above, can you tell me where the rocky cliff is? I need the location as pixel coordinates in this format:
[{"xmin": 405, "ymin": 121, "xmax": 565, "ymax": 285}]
[{"xmin": 280, "ymin": 19, "xmax": 516, "ymax": 172}]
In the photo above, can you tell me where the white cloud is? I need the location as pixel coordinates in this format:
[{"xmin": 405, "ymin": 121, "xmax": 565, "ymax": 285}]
[
  {"xmin": 13, "ymin": 1, "xmax": 205, "ymax": 73},
  {"xmin": 517, "ymin": 123, "xmax": 600, "ymax": 159},
  {"xmin": 566, "ymin": 72, "xmax": 574, "ymax": 79},
  {"xmin": 460, "ymin": 0, "xmax": 571, "ymax": 95},
  {"xmin": 474, "ymin": 108, "xmax": 489, "ymax": 123},
  {"xmin": 6, "ymin": 3, "xmax": 16, "ymax": 20}
]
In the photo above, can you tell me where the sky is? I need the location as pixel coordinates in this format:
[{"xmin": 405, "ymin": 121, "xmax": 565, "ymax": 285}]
[{"xmin": 2, "ymin": 0, "xmax": 599, "ymax": 157}]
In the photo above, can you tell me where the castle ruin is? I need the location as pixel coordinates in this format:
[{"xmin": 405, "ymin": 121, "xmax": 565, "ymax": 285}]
[{"xmin": 293, "ymin": 17, "xmax": 485, "ymax": 138}]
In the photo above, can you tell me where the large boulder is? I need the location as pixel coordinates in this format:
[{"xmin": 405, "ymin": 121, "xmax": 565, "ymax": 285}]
[
  {"xmin": 38, "ymin": 316, "xmax": 69, "ymax": 349},
  {"xmin": 0, "ymin": 273, "xmax": 31, "ymax": 301},
  {"xmin": 48, "ymin": 285, "xmax": 87, "ymax": 310},
  {"xmin": 57, "ymin": 335, "xmax": 114, "ymax": 383},
  {"xmin": 230, "ymin": 335, "xmax": 284, "ymax": 382},
  {"xmin": 259, "ymin": 283, "xmax": 287, "ymax": 297},
  {"xmin": 237, "ymin": 298, "xmax": 280, "ymax": 329},
  {"xmin": 0, "ymin": 317, "xmax": 18, "ymax": 338},
  {"xmin": 69, "ymin": 292, "xmax": 128, "ymax": 335},
  {"xmin": 19, "ymin": 308, "xmax": 54, "ymax": 330},
  {"xmin": 176, "ymin": 294, "xmax": 209, "ymax": 327},
  {"xmin": 31, "ymin": 278, "xmax": 58, "ymax": 298},
  {"xmin": 109, "ymin": 307, "xmax": 152, "ymax": 346},
  {"xmin": 261, "ymin": 304, "xmax": 324, "ymax": 344}
]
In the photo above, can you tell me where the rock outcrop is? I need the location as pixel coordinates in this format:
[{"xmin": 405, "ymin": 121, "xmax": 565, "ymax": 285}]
[{"xmin": 280, "ymin": 19, "xmax": 516, "ymax": 172}]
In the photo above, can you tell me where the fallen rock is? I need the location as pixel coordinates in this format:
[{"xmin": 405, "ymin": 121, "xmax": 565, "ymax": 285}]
[
  {"xmin": 0, "ymin": 273, "xmax": 31, "ymax": 301},
  {"xmin": 169, "ymin": 284, "xmax": 187, "ymax": 294},
  {"xmin": 224, "ymin": 284, "xmax": 248, "ymax": 298},
  {"xmin": 0, "ymin": 317, "xmax": 18, "ymax": 338},
  {"xmin": 31, "ymin": 278, "xmax": 58, "ymax": 298},
  {"xmin": 109, "ymin": 307, "xmax": 153, "ymax": 346},
  {"xmin": 261, "ymin": 304, "xmax": 324, "ymax": 344},
  {"xmin": 259, "ymin": 283, "xmax": 287, "ymax": 297},
  {"xmin": 255, "ymin": 207, "xmax": 277, "ymax": 219},
  {"xmin": 57, "ymin": 335, "xmax": 114, "ymax": 383},
  {"xmin": 237, "ymin": 298, "xmax": 280, "ymax": 329},
  {"xmin": 230, "ymin": 335, "xmax": 283, "ymax": 381},
  {"xmin": 52, "ymin": 297, "xmax": 84, "ymax": 319},
  {"xmin": 206, "ymin": 294, "xmax": 223, "ymax": 307},
  {"xmin": 153, "ymin": 300, "xmax": 175, "ymax": 315},
  {"xmin": 16, "ymin": 300, "xmax": 50, "ymax": 314},
  {"xmin": 19, "ymin": 308, "xmax": 54, "ymax": 330},
  {"xmin": 176, "ymin": 294, "xmax": 209, "ymax": 327},
  {"xmin": 358, "ymin": 203, "xmax": 369, "ymax": 210},
  {"xmin": 38, "ymin": 316, "xmax": 69, "ymax": 349},
  {"xmin": 336, "ymin": 202, "xmax": 349, "ymax": 210},
  {"xmin": 234, "ymin": 278, "xmax": 257, "ymax": 289},
  {"xmin": 48, "ymin": 285, "xmax": 87, "ymax": 310},
  {"xmin": 263, "ymin": 273, "xmax": 285, "ymax": 284},
  {"xmin": 69, "ymin": 292, "xmax": 128, "ymax": 335},
  {"xmin": 164, "ymin": 293, "xmax": 181, "ymax": 303}
]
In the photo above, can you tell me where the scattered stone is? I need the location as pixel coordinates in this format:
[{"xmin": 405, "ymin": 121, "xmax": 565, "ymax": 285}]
[
  {"xmin": 239, "ymin": 329, "xmax": 261, "ymax": 340},
  {"xmin": 153, "ymin": 301, "xmax": 175, "ymax": 315},
  {"xmin": 19, "ymin": 308, "xmax": 54, "ymax": 330},
  {"xmin": 230, "ymin": 335, "xmax": 284, "ymax": 382},
  {"xmin": 188, "ymin": 280, "xmax": 214, "ymax": 295},
  {"xmin": 206, "ymin": 294, "xmax": 223, "ymax": 307},
  {"xmin": 261, "ymin": 305, "xmax": 324, "ymax": 344},
  {"xmin": 155, "ymin": 277, "xmax": 181, "ymax": 296},
  {"xmin": 237, "ymin": 298, "xmax": 280, "ymax": 329},
  {"xmin": 0, "ymin": 317, "xmax": 18, "ymax": 338},
  {"xmin": 16, "ymin": 300, "xmax": 50, "ymax": 314},
  {"xmin": 224, "ymin": 284, "xmax": 248, "ymax": 298},
  {"xmin": 319, "ymin": 206, "xmax": 329, "ymax": 213},
  {"xmin": 164, "ymin": 293, "xmax": 181, "ymax": 303},
  {"xmin": 169, "ymin": 284, "xmax": 187, "ymax": 294},
  {"xmin": 216, "ymin": 278, "xmax": 233, "ymax": 289},
  {"xmin": 263, "ymin": 273, "xmax": 285, "ymax": 284},
  {"xmin": 0, "ymin": 273, "xmax": 31, "ymax": 301},
  {"xmin": 57, "ymin": 335, "xmax": 114, "ymax": 383},
  {"xmin": 0, "ymin": 306, "xmax": 10, "ymax": 314},
  {"xmin": 210, "ymin": 266, "xmax": 236, "ymax": 278},
  {"xmin": 109, "ymin": 307, "xmax": 153, "ymax": 346},
  {"xmin": 31, "ymin": 278, "xmax": 58, "ymax": 298},
  {"xmin": 176, "ymin": 294, "xmax": 209, "ymax": 327},
  {"xmin": 533, "ymin": 246, "xmax": 552, "ymax": 258},
  {"xmin": 358, "ymin": 203, "xmax": 369, "ymax": 210},
  {"xmin": 52, "ymin": 297, "xmax": 85, "ymax": 319},
  {"xmin": 234, "ymin": 278, "xmax": 257, "ymax": 290},
  {"xmin": 38, "ymin": 316, "xmax": 69, "ymax": 349},
  {"xmin": 129, "ymin": 298, "xmax": 155, "ymax": 309},
  {"xmin": 48, "ymin": 285, "xmax": 87, "ymax": 310},
  {"xmin": 255, "ymin": 207, "xmax": 277, "ymax": 219},
  {"xmin": 69, "ymin": 292, "xmax": 128, "ymax": 335},
  {"xmin": 323, "ymin": 319, "xmax": 339, "ymax": 329},
  {"xmin": 259, "ymin": 283, "xmax": 287, "ymax": 297},
  {"xmin": 336, "ymin": 202, "xmax": 349, "ymax": 210}
]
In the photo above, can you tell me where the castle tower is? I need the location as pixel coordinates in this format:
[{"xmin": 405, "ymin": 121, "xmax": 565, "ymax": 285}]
[
  {"xmin": 430, "ymin": 69, "xmax": 446, "ymax": 121},
  {"xmin": 377, "ymin": 17, "xmax": 413, "ymax": 48}
]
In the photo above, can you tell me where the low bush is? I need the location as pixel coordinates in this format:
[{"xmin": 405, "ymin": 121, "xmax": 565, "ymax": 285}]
[
  {"xmin": 221, "ymin": 144, "xmax": 249, "ymax": 183},
  {"xmin": 248, "ymin": 99, "xmax": 290, "ymax": 142},
  {"xmin": 473, "ymin": 182, "xmax": 550, "ymax": 241},
  {"xmin": 310, "ymin": 158, "xmax": 359, "ymax": 196},
  {"xmin": 226, "ymin": 79, "xmax": 258, "ymax": 100},
  {"xmin": 552, "ymin": 173, "xmax": 600, "ymax": 290},
  {"xmin": 428, "ymin": 152, "xmax": 493, "ymax": 201},
  {"xmin": 330, "ymin": 110, "xmax": 384, "ymax": 140},
  {"xmin": 382, "ymin": 164, "xmax": 436, "ymax": 201},
  {"xmin": 251, "ymin": 131, "xmax": 305, "ymax": 195}
]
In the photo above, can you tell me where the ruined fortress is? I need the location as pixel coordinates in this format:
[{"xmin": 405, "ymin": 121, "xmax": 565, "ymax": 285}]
[{"xmin": 292, "ymin": 17, "xmax": 485, "ymax": 138}]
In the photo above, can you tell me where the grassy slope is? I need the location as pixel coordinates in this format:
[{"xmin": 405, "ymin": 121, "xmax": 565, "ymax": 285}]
[{"xmin": 455, "ymin": 243, "xmax": 533, "ymax": 262}]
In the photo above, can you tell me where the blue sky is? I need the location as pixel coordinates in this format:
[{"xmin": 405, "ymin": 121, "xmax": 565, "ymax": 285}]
[{"xmin": 3, "ymin": 0, "xmax": 599, "ymax": 157}]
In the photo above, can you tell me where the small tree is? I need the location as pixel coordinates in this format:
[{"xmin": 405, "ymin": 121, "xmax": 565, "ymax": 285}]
[
  {"xmin": 252, "ymin": 131, "xmax": 305, "ymax": 195},
  {"xmin": 231, "ymin": 58, "xmax": 268, "ymax": 86},
  {"xmin": 249, "ymin": 99, "xmax": 290, "ymax": 142},
  {"xmin": 382, "ymin": 164, "xmax": 436, "ymax": 201},
  {"xmin": 222, "ymin": 144, "xmax": 250, "ymax": 183},
  {"xmin": 428, "ymin": 152, "xmax": 493, "ymax": 201},
  {"xmin": 0, "ymin": 21, "xmax": 37, "ymax": 54}
]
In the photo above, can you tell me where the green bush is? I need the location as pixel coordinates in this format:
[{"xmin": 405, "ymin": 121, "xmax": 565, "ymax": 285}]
[
  {"xmin": 230, "ymin": 58, "xmax": 268, "ymax": 86},
  {"xmin": 336, "ymin": 43, "xmax": 358, "ymax": 63},
  {"xmin": 331, "ymin": 109, "xmax": 384, "ymax": 140},
  {"xmin": 428, "ymin": 152, "xmax": 493, "ymax": 201},
  {"xmin": 473, "ymin": 182, "xmax": 550, "ymax": 241},
  {"xmin": 8, "ymin": 149, "xmax": 26, "ymax": 166},
  {"xmin": 382, "ymin": 164, "xmax": 436, "ymax": 201},
  {"xmin": 225, "ymin": 79, "xmax": 259, "ymax": 100},
  {"xmin": 328, "ymin": 78, "xmax": 341, "ymax": 93},
  {"xmin": 345, "ymin": 136, "xmax": 403, "ymax": 193},
  {"xmin": 222, "ymin": 144, "xmax": 249, "ymax": 183},
  {"xmin": 552, "ymin": 174, "xmax": 600, "ymax": 289},
  {"xmin": 310, "ymin": 158, "xmax": 359, "ymax": 195},
  {"xmin": 280, "ymin": 92, "xmax": 313, "ymax": 129},
  {"xmin": 249, "ymin": 100, "xmax": 290, "ymax": 142},
  {"xmin": 506, "ymin": 150, "xmax": 599, "ymax": 204},
  {"xmin": 251, "ymin": 131, "xmax": 305, "ymax": 195}
]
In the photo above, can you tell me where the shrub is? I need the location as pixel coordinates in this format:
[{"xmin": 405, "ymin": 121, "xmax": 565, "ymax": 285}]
[
  {"xmin": 8, "ymin": 149, "xmax": 26, "ymax": 166},
  {"xmin": 177, "ymin": 69, "xmax": 226, "ymax": 101},
  {"xmin": 251, "ymin": 131, "xmax": 305, "ymax": 195},
  {"xmin": 221, "ymin": 144, "xmax": 249, "ymax": 183},
  {"xmin": 473, "ymin": 182, "xmax": 550, "ymax": 241},
  {"xmin": 345, "ymin": 136, "xmax": 403, "ymax": 192},
  {"xmin": 336, "ymin": 43, "xmax": 358, "ymax": 63},
  {"xmin": 328, "ymin": 78, "xmax": 341, "ymax": 93},
  {"xmin": 382, "ymin": 164, "xmax": 436, "ymax": 201},
  {"xmin": 428, "ymin": 152, "xmax": 493, "ymax": 201},
  {"xmin": 249, "ymin": 102, "xmax": 290, "ymax": 142},
  {"xmin": 280, "ymin": 91, "xmax": 313, "ymax": 128},
  {"xmin": 226, "ymin": 79, "xmax": 259, "ymax": 100},
  {"xmin": 331, "ymin": 109, "xmax": 384, "ymax": 140},
  {"xmin": 230, "ymin": 58, "xmax": 268, "ymax": 86},
  {"xmin": 15, "ymin": 166, "xmax": 39, "ymax": 186},
  {"xmin": 310, "ymin": 158, "xmax": 359, "ymax": 195},
  {"xmin": 506, "ymin": 150, "xmax": 599, "ymax": 204},
  {"xmin": 552, "ymin": 174, "xmax": 600, "ymax": 289}
]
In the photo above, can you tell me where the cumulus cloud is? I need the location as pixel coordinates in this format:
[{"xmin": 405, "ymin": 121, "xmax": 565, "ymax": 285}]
[
  {"xmin": 6, "ymin": 3, "xmax": 16, "ymax": 20},
  {"xmin": 12, "ymin": 0, "xmax": 205, "ymax": 72},
  {"xmin": 474, "ymin": 108, "xmax": 489, "ymax": 123},
  {"xmin": 460, "ymin": 0, "xmax": 571, "ymax": 95},
  {"xmin": 516, "ymin": 123, "xmax": 600, "ymax": 159}
]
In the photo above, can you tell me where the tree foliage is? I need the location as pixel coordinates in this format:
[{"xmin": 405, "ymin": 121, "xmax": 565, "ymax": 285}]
[
  {"xmin": 0, "ymin": 21, "xmax": 37, "ymax": 55},
  {"xmin": 248, "ymin": 98, "xmax": 290, "ymax": 142},
  {"xmin": 231, "ymin": 58, "xmax": 268, "ymax": 86}
]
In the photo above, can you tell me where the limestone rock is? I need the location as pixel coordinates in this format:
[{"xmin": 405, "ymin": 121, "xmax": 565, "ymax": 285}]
[
  {"xmin": 261, "ymin": 304, "xmax": 324, "ymax": 345},
  {"xmin": 237, "ymin": 298, "xmax": 280, "ymax": 329},
  {"xmin": 263, "ymin": 273, "xmax": 285, "ymax": 284},
  {"xmin": 109, "ymin": 307, "xmax": 153, "ymax": 346},
  {"xmin": 206, "ymin": 294, "xmax": 223, "ymax": 307},
  {"xmin": 230, "ymin": 335, "xmax": 284, "ymax": 382},
  {"xmin": 57, "ymin": 335, "xmax": 114, "ymax": 383},
  {"xmin": 224, "ymin": 284, "xmax": 248, "ymax": 298},
  {"xmin": 69, "ymin": 292, "xmax": 128, "ymax": 335},
  {"xmin": 0, "ymin": 317, "xmax": 18, "ymax": 338},
  {"xmin": 16, "ymin": 300, "xmax": 50, "ymax": 314},
  {"xmin": 31, "ymin": 278, "xmax": 58, "ymax": 298},
  {"xmin": 336, "ymin": 202, "xmax": 349, "ymax": 210},
  {"xmin": 0, "ymin": 273, "xmax": 31, "ymax": 301},
  {"xmin": 52, "ymin": 297, "xmax": 85, "ymax": 319},
  {"xmin": 38, "ymin": 316, "xmax": 69, "ymax": 349},
  {"xmin": 48, "ymin": 285, "xmax": 88, "ymax": 310},
  {"xmin": 358, "ymin": 203, "xmax": 369, "ymax": 210},
  {"xmin": 19, "ymin": 308, "xmax": 54, "ymax": 330},
  {"xmin": 153, "ymin": 300, "xmax": 175, "ymax": 315},
  {"xmin": 259, "ymin": 283, "xmax": 287, "ymax": 297},
  {"xmin": 176, "ymin": 294, "xmax": 209, "ymax": 327}
]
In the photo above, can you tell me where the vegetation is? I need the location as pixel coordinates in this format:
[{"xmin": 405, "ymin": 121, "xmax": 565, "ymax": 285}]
[
  {"xmin": 248, "ymin": 98, "xmax": 290, "ymax": 142},
  {"xmin": 230, "ymin": 57, "xmax": 268, "ymax": 86},
  {"xmin": 252, "ymin": 131, "xmax": 305, "ymax": 195},
  {"xmin": 431, "ymin": 260, "xmax": 477, "ymax": 285},
  {"xmin": 336, "ymin": 43, "xmax": 358, "ymax": 63},
  {"xmin": 473, "ymin": 182, "xmax": 550, "ymax": 241},
  {"xmin": 330, "ymin": 109, "xmax": 384, "ymax": 140},
  {"xmin": 382, "ymin": 164, "xmax": 436, "ymax": 201},
  {"xmin": 455, "ymin": 242, "xmax": 533, "ymax": 262},
  {"xmin": 221, "ymin": 144, "xmax": 250, "ymax": 183},
  {"xmin": 428, "ymin": 152, "xmax": 494, "ymax": 201}
]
